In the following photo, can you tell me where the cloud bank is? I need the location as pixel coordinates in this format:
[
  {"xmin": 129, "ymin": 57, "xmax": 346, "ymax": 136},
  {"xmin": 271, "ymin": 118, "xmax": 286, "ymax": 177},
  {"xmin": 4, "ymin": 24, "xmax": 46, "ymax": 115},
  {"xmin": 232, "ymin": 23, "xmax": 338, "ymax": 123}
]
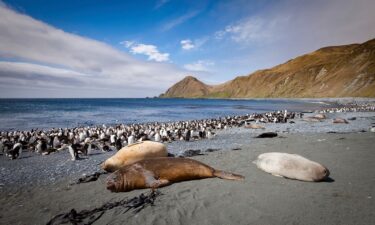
[{"xmin": 0, "ymin": 4, "xmax": 185, "ymax": 97}]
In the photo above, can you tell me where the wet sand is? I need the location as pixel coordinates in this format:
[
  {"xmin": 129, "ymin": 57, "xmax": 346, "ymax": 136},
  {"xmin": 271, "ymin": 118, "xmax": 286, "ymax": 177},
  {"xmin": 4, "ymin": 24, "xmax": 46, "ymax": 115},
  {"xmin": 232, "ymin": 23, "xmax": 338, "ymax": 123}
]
[{"xmin": 1, "ymin": 129, "xmax": 374, "ymax": 225}]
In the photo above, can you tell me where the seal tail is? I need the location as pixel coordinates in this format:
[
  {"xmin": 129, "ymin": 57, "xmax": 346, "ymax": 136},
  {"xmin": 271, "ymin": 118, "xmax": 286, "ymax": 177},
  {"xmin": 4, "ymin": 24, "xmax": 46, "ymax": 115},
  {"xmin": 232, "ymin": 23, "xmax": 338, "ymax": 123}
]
[{"xmin": 213, "ymin": 170, "xmax": 244, "ymax": 180}]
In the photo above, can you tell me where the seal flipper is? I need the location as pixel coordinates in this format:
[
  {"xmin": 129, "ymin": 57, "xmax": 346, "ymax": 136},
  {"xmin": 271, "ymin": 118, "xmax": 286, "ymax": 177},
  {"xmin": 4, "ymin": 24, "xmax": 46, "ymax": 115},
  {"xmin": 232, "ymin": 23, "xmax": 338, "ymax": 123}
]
[
  {"xmin": 149, "ymin": 179, "xmax": 170, "ymax": 189},
  {"xmin": 213, "ymin": 170, "xmax": 244, "ymax": 180},
  {"xmin": 271, "ymin": 173, "xmax": 283, "ymax": 177}
]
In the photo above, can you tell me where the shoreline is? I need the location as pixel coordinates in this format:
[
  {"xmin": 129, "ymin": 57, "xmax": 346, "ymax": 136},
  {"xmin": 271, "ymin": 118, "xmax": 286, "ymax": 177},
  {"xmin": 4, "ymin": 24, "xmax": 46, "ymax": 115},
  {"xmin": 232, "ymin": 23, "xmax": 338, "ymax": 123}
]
[
  {"xmin": 0, "ymin": 106, "xmax": 374, "ymax": 225},
  {"xmin": 1, "ymin": 109, "xmax": 375, "ymax": 191},
  {"xmin": 0, "ymin": 98, "xmax": 374, "ymax": 132},
  {"xmin": 1, "ymin": 131, "xmax": 374, "ymax": 225}
]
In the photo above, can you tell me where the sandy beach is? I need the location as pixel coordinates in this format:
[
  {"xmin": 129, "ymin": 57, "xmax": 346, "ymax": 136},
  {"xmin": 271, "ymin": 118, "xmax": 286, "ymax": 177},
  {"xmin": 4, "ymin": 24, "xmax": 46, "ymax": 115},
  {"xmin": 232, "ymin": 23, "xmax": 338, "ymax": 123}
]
[{"xmin": 1, "ymin": 111, "xmax": 375, "ymax": 225}]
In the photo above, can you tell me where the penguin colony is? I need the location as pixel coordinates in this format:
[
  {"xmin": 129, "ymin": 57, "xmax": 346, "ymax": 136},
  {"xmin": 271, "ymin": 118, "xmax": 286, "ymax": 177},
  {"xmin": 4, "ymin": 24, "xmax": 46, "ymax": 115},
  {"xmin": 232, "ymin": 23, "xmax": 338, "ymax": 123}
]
[{"xmin": 1, "ymin": 103, "xmax": 374, "ymax": 160}]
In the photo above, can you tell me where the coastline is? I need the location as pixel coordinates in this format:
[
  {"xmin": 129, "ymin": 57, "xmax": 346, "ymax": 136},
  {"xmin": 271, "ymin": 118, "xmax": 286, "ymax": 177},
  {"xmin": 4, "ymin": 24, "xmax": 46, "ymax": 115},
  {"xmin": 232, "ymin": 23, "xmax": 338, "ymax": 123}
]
[{"xmin": 0, "ymin": 110, "xmax": 374, "ymax": 225}]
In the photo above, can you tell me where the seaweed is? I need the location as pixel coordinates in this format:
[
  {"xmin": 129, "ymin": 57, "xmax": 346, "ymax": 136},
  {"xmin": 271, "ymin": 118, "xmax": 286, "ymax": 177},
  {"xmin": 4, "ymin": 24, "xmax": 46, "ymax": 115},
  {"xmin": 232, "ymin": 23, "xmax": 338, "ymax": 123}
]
[{"xmin": 46, "ymin": 190, "xmax": 161, "ymax": 225}]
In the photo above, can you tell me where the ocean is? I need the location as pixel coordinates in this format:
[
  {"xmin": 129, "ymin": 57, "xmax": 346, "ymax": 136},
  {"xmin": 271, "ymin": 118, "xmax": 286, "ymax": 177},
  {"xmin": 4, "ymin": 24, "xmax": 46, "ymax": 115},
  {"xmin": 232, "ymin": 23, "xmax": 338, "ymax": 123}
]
[{"xmin": 0, "ymin": 98, "xmax": 331, "ymax": 131}]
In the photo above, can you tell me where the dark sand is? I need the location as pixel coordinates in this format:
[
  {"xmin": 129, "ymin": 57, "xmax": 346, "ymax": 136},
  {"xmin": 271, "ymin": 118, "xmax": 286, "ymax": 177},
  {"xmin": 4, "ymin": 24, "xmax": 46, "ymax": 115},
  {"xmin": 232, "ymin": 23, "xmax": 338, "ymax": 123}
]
[{"xmin": 1, "ymin": 131, "xmax": 374, "ymax": 225}]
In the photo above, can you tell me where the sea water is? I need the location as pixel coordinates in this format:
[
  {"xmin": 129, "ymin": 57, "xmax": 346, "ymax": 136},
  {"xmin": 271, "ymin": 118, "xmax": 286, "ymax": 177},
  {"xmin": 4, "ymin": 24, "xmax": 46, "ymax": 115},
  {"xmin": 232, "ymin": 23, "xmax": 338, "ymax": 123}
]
[{"xmin": 0, "ymin": 98, "xmax": 331, "ymax": 131}]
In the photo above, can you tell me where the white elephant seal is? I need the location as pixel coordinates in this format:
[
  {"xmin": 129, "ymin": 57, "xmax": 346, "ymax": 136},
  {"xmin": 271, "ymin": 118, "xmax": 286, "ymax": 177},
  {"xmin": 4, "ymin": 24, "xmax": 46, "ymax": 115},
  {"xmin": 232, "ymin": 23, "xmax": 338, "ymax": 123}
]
[{"xmin": 253, "ymin": 152, "xmax": 330, "ymax": 182}]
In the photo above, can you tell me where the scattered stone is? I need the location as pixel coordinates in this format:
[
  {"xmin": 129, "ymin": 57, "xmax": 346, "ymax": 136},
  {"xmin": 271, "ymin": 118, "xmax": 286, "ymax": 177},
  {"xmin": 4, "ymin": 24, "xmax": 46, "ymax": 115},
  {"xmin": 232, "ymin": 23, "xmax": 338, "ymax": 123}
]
[
  {"xmin": 71, "ymin": 171, "xmax": 108, "ymax": 185},
  {"xmin": 167, "ymin": 153, "xmax": 176, "ymax": 157},
  {"xmin": 206, "ymin": 148, "xmax": 220, "ymax": 152},
  {"xmin": 256, "ymin": 132, "xmax": 278, "ymax": 138},
  {"xmin": 180, "ymin": 149, "xmax": 204, "ymax": 157},
  {"xmin": 347, "ymin": 117, "xmax": 356, "ymax": 121},
  {"xmin": 231, "ymin": 148, "xmax": 241, "ymax": 151}
]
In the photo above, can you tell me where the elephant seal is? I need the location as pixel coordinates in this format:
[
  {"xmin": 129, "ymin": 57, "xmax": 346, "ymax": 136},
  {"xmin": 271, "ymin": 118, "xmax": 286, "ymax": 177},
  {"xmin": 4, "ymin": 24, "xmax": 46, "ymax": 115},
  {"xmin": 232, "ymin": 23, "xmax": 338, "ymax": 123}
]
[
  {"xmin": 253, "ymin": 152, "xmax": 329, "ymax": 182},
  {"xmin": 312, "ymin": 114, "xmax": 326, "ymax": 119},
  {"xmin": 106, "ymin": 157, "xmax": 244, "ymax": 192},
  {"xmin": 333, "ymin": 118, "xmax": 349, "ymax": 124},
  {"xmin": 244, "ymin": 123, "xmax": 265, "ymax": 129},
  {"xmin": 303, "ymin": 117, "xmax": 321, "ymax": 122},
  {"xmin": 102, "ymin": 141, "xmax": 167, "ymax": 172}
]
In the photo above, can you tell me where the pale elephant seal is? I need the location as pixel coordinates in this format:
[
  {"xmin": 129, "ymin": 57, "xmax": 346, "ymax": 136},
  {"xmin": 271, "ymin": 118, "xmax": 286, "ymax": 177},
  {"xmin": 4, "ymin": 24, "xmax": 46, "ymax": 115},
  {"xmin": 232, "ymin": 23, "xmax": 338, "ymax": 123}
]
[
  {"xmin": 312, "ymin": 114, "xmax": 326, "ymax": 119},
  {"xmin": 253, "ymin": 152, "xmax": 329, "ymax": 182},
  {"xmin": 333, "ymin": 118, "xmax": 349, "ymax": 124},
  {"xmin": 244, "ymin": 123, "xmax": 265, "ymax": 129},
  {"xmin": 303, "ymin": 117, "xmax": 321, "ymax": 122},
  {"xmin": 102, "ymin": 141, "xmax": 167, "ymax": 172},
  {"xmin": 106, "ymin": 157, "xmax": 244, "ymax": 192}
]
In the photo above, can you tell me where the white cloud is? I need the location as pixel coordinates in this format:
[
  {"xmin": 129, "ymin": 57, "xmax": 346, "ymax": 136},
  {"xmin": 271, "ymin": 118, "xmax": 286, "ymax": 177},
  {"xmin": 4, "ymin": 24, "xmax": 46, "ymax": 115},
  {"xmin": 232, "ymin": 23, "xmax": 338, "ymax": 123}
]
[
  {"xmin": 119, "ymin": 40, "xmax": 134, "ymax": 48},
  {"xmin": 215, "ymin": 17, "xmax": 285, "ymax": 43},
  {"xmin": 162, "ymin": 10, "xmax": 200, "ymax": 31},
  {"xmin": 130, "ymin": 44, "xmax": 170, "ymax": 62},
  {"xmin": 180, "ymin": 37, "xmax": 209, "ymax": 51},
  {"xmin": 120, "ymin": 41, "xmax": 170, "ymax": 62},
  {"xmin": 155, "ymin": 0, "xmax": 170, "ymax": 9},
  {"xmin": 184, "ymin": 60, "xmax": 214, "ymax": 72},
  {"xmin": 215, "ymin": 0, "xmax": 375, "ymax": 48},
  {"xmin": 0, "ymin": 4, "xmax": 185, "ymax": 97},
  {"xmin": 180, "ymin": 39, "xmax": 195, "ymax": 50}
]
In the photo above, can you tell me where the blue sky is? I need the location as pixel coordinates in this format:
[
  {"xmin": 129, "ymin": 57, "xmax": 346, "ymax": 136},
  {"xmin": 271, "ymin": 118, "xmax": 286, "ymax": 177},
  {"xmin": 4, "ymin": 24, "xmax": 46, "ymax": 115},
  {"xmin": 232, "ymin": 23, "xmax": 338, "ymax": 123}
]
[{"xmin": 0, "ymin": 0, "xmax": 374, "ymax": 97}]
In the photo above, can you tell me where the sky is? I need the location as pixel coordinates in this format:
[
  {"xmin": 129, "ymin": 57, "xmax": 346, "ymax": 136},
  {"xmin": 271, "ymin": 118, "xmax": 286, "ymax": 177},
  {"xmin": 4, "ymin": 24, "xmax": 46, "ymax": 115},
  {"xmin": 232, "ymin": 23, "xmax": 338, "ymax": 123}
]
[{"xmin": 0, "ymin": 0, "xmax": 374, "ymax": 98}]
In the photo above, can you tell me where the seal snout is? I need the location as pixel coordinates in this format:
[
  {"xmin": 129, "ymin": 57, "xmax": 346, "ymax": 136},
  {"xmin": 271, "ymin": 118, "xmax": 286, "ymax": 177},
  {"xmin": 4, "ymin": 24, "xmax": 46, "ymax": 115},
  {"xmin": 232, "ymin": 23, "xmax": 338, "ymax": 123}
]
[
  {"xmin": 106, "ymin": 173, "xmax": 119, "ymax": 192},
  {"xmin": 323, "ymin": 167, "xmax": 330, "ymax": 178}
]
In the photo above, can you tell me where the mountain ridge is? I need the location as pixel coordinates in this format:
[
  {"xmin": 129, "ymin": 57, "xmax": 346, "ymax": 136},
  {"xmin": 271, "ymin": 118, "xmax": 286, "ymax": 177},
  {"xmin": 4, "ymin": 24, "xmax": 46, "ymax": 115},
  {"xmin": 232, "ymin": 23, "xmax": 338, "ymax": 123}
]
[{"xmin": 160, "ymin": 38, "xmax": 375, "ymax": 98}]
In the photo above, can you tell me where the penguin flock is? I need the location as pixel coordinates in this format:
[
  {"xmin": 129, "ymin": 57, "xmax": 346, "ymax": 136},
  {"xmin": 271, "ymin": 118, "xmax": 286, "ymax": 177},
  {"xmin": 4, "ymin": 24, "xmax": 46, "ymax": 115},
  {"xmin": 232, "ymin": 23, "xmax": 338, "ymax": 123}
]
[
  {"xmin": 317, "ymin": 103, "xmax": 375, "ymax": 113},
  {"xmin": 1, "ymin": 104, "xmax": 374, "ymax": 161}
]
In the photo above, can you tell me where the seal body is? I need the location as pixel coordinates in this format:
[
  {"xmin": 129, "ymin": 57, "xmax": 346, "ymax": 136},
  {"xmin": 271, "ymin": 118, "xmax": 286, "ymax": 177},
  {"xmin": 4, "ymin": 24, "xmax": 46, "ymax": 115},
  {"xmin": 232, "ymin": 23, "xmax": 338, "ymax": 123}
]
[
  {"xmin": 244, "ymin": 123, "xmax": 265, "ymax": 129},
  {"xmin": 333, "ymin": 118, "xmax": 349, "ymax": 124},
  {"xmin": 303, "ymin": 117, "xmax": 321, "ymax": 122},
  {"xmin": 312, "ymin": 114, "xmax": 326, "ymax": 119},
  {"xmin": 254, "ymin": 152, "xmax": 329, "ymax": 182},
  {"xmin": 102, "ymin": 141, "xmax": 167, "ymax": 172},
  {"xmin": 106, "ymin": 157, "xmax": 244, "ymax": 192}
]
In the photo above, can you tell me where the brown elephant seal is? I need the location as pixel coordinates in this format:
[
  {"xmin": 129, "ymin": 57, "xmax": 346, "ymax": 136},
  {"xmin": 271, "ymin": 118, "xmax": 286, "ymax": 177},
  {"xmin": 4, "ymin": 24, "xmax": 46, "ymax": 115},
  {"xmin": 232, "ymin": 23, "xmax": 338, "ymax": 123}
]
[
  {"xmin": 102, "ymin": 141, "xmax": 167, "ymax": 172},
  {"xmin": 244, "ymin": 123, "xmax": 265, "ymax": 129},
  {"xmin": 253, "ymin": 152, "xmax": 329, "ymax": 182},
  {"xmin": 332, "ymin": 118, "xmax": 349, "ymax": 124},
  {"xmin": 106, "ymin": 157, "xmax": 244, "ymax": 192}
]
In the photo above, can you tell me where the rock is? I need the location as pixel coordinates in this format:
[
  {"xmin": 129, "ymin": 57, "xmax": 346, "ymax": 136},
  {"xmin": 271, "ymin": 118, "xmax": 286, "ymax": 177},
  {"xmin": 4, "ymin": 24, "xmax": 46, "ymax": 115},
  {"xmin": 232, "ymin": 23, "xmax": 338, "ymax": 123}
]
[
  {"xmin": 256, "ymin": 132, "xmax": 278, "ymax": 138},
  {"xmin": 180, "ymin": 149, "xmax": 204, "ymax": 157}
]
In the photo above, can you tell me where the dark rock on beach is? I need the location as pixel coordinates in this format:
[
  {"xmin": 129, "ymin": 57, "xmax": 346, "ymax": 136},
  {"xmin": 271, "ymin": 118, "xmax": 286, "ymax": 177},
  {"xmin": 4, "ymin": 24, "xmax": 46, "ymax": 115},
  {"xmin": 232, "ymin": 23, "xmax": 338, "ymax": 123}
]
[{"xmin": 256, "ymin": 132, "xmax": 278, "ymax": 138}]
